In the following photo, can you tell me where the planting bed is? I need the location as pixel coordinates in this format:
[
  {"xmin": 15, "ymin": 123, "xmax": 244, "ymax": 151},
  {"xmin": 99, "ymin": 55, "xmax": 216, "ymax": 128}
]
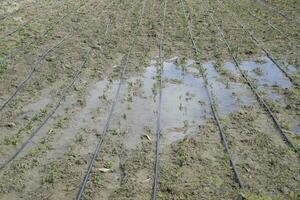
[{"xmin": 0, "ymin": 0, "xmax": 299, "ymax": 199}]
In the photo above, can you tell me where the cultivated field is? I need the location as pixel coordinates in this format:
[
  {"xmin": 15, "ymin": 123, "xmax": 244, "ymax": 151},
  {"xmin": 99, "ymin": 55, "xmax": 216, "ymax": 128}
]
[{"xmin": 0, "ymin": 0, "xmax": 299, "ymax": 199}]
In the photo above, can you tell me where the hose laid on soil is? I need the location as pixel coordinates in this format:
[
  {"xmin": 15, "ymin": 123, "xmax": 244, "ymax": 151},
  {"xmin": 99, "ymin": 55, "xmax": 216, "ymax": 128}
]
[
  {"xmin": 0, "ymin": 0, "xmax": 66, "ymax": 40},
  {"xmin": 0, "ymin": 0, "xmax": 115, "ymax": 168},
  {"xmin": 76, "ymin": 1, "xmax": 147, "ymax": 199},
  {"xmin": 0, "ymin": 0, "xmax": 88, "ymax": 67},
  {"xmin": 261, "ymin": 0, "xmax": 300, "ymax": 12},
  {"xmin": 0, "ymin": 0, "xmax": 110, "ymax": 112},
  {"xmin": 257, "ymin": 0, "xmax": 300, "ymax": 27},
  {"xmin": 207, "ymin": 6, "xmax": 300, "ymax": 157},
  {"xmin": 152, "ymin": 1, "xmax": 167, "ymax": 199},
  {"xmin": 0, "ymin": 47, "xmax": 92, "ymax": 170},
  {"xmin": 231, "ymin": 0, "xmax": 299, "ymax": 49},
  {"xmin": 216, "ymin": 0, "xmax": 298, "ymax": 86},
  {"xmin": 0, "ymin": 34, "xmax": 70, "ymax": 112},
  {"xmin": 180, "ymin": 0, "xmax": 245, "ymax": 191}
]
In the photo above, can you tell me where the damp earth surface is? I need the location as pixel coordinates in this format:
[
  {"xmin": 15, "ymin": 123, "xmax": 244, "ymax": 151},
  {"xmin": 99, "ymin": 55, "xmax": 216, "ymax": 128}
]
[{"xmin": 0, "ymin": 0, "xmax": 299, "ymax": 199}]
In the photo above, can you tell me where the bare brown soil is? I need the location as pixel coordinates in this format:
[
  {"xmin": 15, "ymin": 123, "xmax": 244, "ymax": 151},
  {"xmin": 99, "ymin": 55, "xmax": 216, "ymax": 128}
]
[{"xmin": 0, "ymin": 0, "xmax": 299, "ymax": 199}]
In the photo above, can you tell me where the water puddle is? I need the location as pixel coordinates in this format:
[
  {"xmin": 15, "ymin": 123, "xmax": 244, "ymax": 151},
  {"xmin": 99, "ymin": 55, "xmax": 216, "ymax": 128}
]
[
  {"xmin": 23, "ymin": 56, "xmax": 297, "ymax": 152},
  {"xmin": 204, "ymin": 61, "xmax": 255, "ymax": 116},
  {"xmin": 223, "ymin": 56, "xmax": 297, "ymax": 106},
  {"xmin": 160, "ymin": 61, "xmax": 210, "ymax": 145},
  {"xmin": 118, "ymin": 59, "xmax": 256, "ymax": 148},
  {"xmin": 22, "ymin": 97, "xmax": 50, "ymax": 113},
  {"xmin": 239, "ymin": 57, "xmax": 293, "ymax": 88},
  {"xmin": 14, "ymin": 96, "xmax": 51, "ymax": 125},
  {"xmin": 291, "ymin": 125, "xmax": 300, "ymax": 135},
  {"xmin": 47, "ymin": 79, "xmax": 118, "ymax": 159}
]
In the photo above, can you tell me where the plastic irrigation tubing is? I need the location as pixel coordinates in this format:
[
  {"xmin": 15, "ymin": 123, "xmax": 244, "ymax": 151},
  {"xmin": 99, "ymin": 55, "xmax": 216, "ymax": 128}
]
[
  {"xmin": 216, "ymin": 0, "xmax": 297, "ymax": 86},
  {"xmin": 0, "ymin": 1, "xmax": 113, "ymax": 169},
  {"xmin": 208, "ymin": 7, "xmax": 300, "ymax": 157},
  {"xmin": 0, "ymin": 0, "xmax": 112, "ymax": 112},
  {"xmin": 75, "ymin": 1, "xmax": 147, "ymax": 199},
  {"xmin": 258, "ymin": 0, "xmax": 300, "ymax": 27},
  {"xmin": 231, "ymin": 0, "xmax": 300, "ymax": 49},
  {"xmin": 0, "ymin": 47, "xmax": 92, "ymax": 170},
  {"xmin": 0, "ymin": 0, "xmax": 66, "ymax": 40},
  {"xmin": 0, "ymin": 0, "xmax": 91, "ymax": 67},
  {"xmin": 0, "ymin": 1, "xmax": 87, "ymax": 64},
  {"xmin": 231, "ymin": 0, "xmax": 284, "ymax": 34},
  {"xmin": 261, "ymin": 0, "xmax": 300, "ymax": 12},
  {"xmin": 0, "ymin": 34, "xmax": 70, "ymax": 112},
  {"xmin": 180, "ymin": 0, "xmax": 245, "ymax": 190},
  {"xmin": 151, "ymin": 1, "xmax": 167, "ymax": 200}
]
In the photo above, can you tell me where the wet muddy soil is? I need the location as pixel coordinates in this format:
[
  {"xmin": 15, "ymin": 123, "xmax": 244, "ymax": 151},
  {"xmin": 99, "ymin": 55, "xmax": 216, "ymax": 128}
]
[{"xmin": 0, "ymin": 0, "xmax": 299, "ymax": 199}]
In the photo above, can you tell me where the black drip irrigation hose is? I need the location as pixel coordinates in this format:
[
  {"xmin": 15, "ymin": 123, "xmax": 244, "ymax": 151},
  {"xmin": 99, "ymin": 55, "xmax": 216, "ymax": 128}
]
[
  {"xmin": 0, "ymin": 0, "xmax": 113, "ymax": 112},
  {"xmin": 180, "ymin": 0, "xmax": 245, "ymax": 192},
  {"xmin": 258, "ymin": 0, "xmax": 300, "ymax": 27},
  {"xmin": 262, "ymin": 0, "xmax": 300, "ymax": 13},
  {"xmin": 0, "ymin": 0, "xmax": 66, "ymax": 40},
  {"xmin": 0, "ymin": 47, "xmax": 92, "ymax": 170},
  {"xmin": 75, "ymin": 1, "xmax": 147, "ymax": 199},
  {"xmin": 231, "ymin": 0, "xmax": 300, "ymax": 49},
  {"xmin": 0, "ymin": 1, "xmax": 114, "ymax": 169},
  {"xmin": 0, "ymin": 34, "xmax": 70, "ymax": 112},
  {"xmin": 151, "ymin": 1, "xmax": 167, "ymax": 200},
  {"xmin": 208, "ymin": 7, "xmax": 300, "ymax": 157},
  {"xmin": 216, "ymin": 0, "xmax": 297, "ymax": 86},
  {"xmin": 0, "ymin": 0, "xmax": 88, "ymax": 66}
]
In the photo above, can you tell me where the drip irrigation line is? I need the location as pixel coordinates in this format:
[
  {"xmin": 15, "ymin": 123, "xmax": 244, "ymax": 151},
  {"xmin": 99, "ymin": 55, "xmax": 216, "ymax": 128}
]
[
  {"xmin": 258, "ymin": 0, "xmax": 300, "ymax": 27},
  {"xmin": 208, "ymin": 6, "xmax": 300, "ymax": 157},
  {"xmin": 152, "ymin": 1, "xmax": 167, "ymax": 200},
  {"xmin": 180, "ymin": 0, "xmax": 245, "ymax": 190},
  {"xmin": 261, "ymin": 0, "xmax": 300, "ymax": 13},
  {"xmin": 0, "ymin": 0, "xmax": 88, "ymax": 66},
  {"xmin": 0, "ymin": 0, "xmax": 112, "ymax": 112},
  {"xmin": 76, "ymin": 1, "xmax": 147, "ymax": 199},
  {"xmin": 0, "ymin": 34, "xmax": 70, "ymax": 112},
  {"xmin": 0, "ymin": 0, "xmax": 114, "ymax": 169},
  {"xmin": 0, "ymin": 47, "xmax": 92, "ymax": 170},
  {"xmin": 216, "ymin": 0, "xmax": 297, "ymax": 86},
  {"xmin": 0, "ymin": 0, "xmax": 66, "ymax": 40},
  {"xmin": 231, "ymin": 0, "xmax": 299, "ymax": 49}
]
